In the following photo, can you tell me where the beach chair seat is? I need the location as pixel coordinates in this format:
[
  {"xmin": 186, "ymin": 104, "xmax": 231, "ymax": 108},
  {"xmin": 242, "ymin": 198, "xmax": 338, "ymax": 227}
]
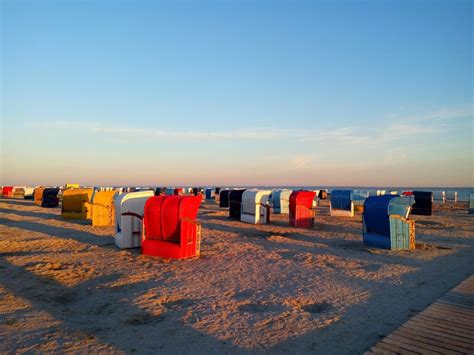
[
  {"xmin": 229, "ymin": 189, "xmax": 246, "ymax": 220},
  {"xmin": 289, "ymin": 191, "xmax": 317, "ymax": 228},
  {"xmin": 219, "ymin": 189, "xmax": 231, "ymax": 208},
  {"xmin": 362, "ymin": 195, "xmax": 415, "ymax": 250},
  {"xmin": 41, "ymin": 188, "xmax": 60, "ymax": 208},
  {"xmin": 142, "ymin": 195, "xmax": 202, "ymax": 259}
]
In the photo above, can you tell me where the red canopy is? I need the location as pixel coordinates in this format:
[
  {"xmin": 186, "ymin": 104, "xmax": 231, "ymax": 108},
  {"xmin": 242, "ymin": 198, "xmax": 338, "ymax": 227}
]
[
  {"xmin": 142, "ymin": 195, "xmax": 201, "ymax": 259},
  {"xmin": 289, "ymin": 191, "xmax": 316, "ymax": 228}
]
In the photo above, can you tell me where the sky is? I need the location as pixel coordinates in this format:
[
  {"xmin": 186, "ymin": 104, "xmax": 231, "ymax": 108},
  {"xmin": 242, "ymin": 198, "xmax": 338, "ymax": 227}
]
[{"xmin": 1, "ymin": 0, "xmax": 472, "ymax": 187}]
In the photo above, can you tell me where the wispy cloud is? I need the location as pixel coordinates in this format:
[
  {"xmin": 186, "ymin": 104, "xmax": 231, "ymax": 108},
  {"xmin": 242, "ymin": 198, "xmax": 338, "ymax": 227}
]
[
  {"xmin": 29, "ymin": 120, "xmax": 283, "ymax": 140},
  {"xmin": 27, "ymin": 105, "xmax": 472, "ymax": 144}
]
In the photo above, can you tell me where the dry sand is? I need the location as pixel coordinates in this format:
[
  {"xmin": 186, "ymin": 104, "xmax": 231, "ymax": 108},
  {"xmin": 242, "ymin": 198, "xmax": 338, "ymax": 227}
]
[{"xmin": 0, "ymin": 197, "xmax": 473, "ymax": 353}]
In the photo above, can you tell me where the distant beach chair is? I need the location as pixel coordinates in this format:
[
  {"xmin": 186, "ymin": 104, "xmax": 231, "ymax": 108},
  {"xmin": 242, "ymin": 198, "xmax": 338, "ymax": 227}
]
[
  {"xmin": 362, "ymin": 195, "xmax": 416, "ymax": 250},
  {"xmin": 241, "ymin": 190, "xmax": 272, "ymax": 224},
  {"xmin": 205, "ymin": 188, "xmax": 213, "ymax": 200},
  {"xmin": 445, "ymin": 191, "xmax": 457, "ymax": 203},
  {"xmin": 92, "ymin": 190, "xmax": 118, "ymax": 227},
  {"xmin": 219, "ymin": 189, "xmax": 231, "ymax": 208},
  {"xmin": 273, "ymin": 189, "xmax": 292, "ymax": 214},
  {"xmin": 469, "ymin": 192, "xmax": 474, "ymax": 215},
  {"xmin": 34, "ymin": 187, "xmax": 46, "ymax": 205},
  {"xmin": 289, "ymin": 191, "xmax": 317, "ymax": 228},
  {"xmin": 2, "ymin": 186, "xmax": 13, "ymax": 198},
  {"xmin": 318, "ymin": 190, "xmax": 328, "ymax": 200},
  {"xmin": 330, "ymin": 190, "xmax": 354, "ymax": 217},
  {"xmin": 433, "ymin": 191, "xmax": 446, "ymax": 204},
  {"xmin": 142, "ymin": 195, "xmax": 202, "ymax": 259},
  {"xmin": 114, "ymin": 190, "xmax": 154, "ymax": 249},
  {"xmin": 41, "ymin": 188, "xmax": 60, "ymax": 208},
  {"xmin": 65, "ymin": 183, "xmax": 80, "ymax": 190},
  {"xmin": 12, "ymin": 187, "xmax": 25, "ymax": 199},
  {"xmin": 24, "ymin": 187, "xmax": 35, "ymax": 200},
  {"xmin": 61, "ymin": 188, "xmax": 94, "ymax": 219},
  {"xmin": 229, "ymin": 189, "xmax": 246, "ymax": 220},
  {"xmin": 411, "ymin": 191, "xmax": 433, "ymax": 216}
]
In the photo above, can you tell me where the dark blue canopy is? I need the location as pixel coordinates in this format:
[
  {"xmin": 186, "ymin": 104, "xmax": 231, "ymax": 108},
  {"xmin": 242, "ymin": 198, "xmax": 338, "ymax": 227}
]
[
  {"xmin": 363, "ymin": 195, "xmax": 396, "ymax": 236},
  {"xmin": 331, "ymin": 190, "xmax": 353, "ymax": 210}
]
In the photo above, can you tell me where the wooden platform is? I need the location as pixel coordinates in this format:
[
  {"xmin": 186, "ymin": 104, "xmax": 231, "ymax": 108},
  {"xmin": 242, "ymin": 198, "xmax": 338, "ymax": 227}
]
[{"xmin": 367, "ymin": 275, "xmax": 474, "ymax": 354}]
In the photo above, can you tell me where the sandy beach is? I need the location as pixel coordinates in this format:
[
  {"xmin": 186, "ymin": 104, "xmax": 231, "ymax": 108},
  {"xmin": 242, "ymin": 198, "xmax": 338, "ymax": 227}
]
[{"xmin": 0, "ymin": 197, "xmax": 473, "ymax": 353}]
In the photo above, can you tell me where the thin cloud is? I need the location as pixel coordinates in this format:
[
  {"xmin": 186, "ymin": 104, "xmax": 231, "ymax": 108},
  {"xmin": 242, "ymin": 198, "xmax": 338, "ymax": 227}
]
[{"xmin": 27, "ymin": 105, "xmax": 472, "ymax": 144}]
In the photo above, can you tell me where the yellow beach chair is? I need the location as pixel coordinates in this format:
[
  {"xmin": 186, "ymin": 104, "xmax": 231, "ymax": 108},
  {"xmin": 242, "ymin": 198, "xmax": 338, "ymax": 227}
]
[
  {"xmin": 62, "ymin": 188, "xmax": 94, "ymax": 219},
  {"xmin": 91, "ymin": 190, "xmax": 117, "ymax": 227}
]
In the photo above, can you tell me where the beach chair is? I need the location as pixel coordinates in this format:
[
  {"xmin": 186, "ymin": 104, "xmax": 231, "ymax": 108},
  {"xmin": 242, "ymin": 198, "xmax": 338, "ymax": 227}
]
[
  {"xmin": 61, "ymin": 188, "xmax": 94, "ymax": 219},
  {"xmin": 114, "ymin": 190, "xmax": 154, "ymax": 248},
  {"xmin": 446, "ymin": 191, "xmax": 457, "ymax": 203},
  {"xmin": 241, "ymin": 190, "xmax": 272, "ymax": 224},
  {"xmin": 362, "ymin": 195, "xmax": 415, "ymax": 250},
  {"xmin": 229, "ymin": 189, "xmax": 246, "ymax": 220},
  {"xmin": 289, "ymin": 191, "xmax": 317, "ymax": 228},
  {"xmin": 330, "ymin": 190, "xmax": 355, "ymax": 217},
  {"xmin": 41, "ymin": 188, "xmax": 60, "ymax": 208},
  {"xmin": 469, "ymin": 192, "xmax": 474, "ymax": 215},
  {"xmin": 2, "ymin": 186, "xmax": 14, "ymax": 198},
  {"xmin": 219, "ymin": 189, "xmax": 231, "ymax": 208},
  {"xmin": 433, "ymin": 191, "xmax": 446, "ymax": 204},
  {"xmin": 141, "ymin": 195, "xmax": 202, "ymax": 258},
  {"xmin": 411, "ymin": 191, "xmax": 433, "ymax": 216},
  {"xmin": 33, "ymin": 187, "xmax": 46, "ymax": 205},
  {"xmin": 273, "ymin": 189, "xmax": 292, "ymax": 214},
  {"xmin": 12, "ymin": 187, "xmax": 25, "ymax": 199},
  {"xmin": 205, "ymin": 188, "xmax": 213, "ymax": 200},
  {"xmin": 318, "ymin": 190, "xmax": 328, "ymax": 200},
  {"xmin": 23, "ymin": 187, "xmax": 35, "ymax": 200},
  {"xmin": 92, "ymin": 190, "xmax": 118, "ymax": 227}
]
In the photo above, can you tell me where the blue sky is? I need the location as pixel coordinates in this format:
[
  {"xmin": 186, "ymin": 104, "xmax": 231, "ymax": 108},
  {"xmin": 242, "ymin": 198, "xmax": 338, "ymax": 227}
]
[{"xmin": 1, "ymin": 0, "xmax": 472, "ymax": 187}]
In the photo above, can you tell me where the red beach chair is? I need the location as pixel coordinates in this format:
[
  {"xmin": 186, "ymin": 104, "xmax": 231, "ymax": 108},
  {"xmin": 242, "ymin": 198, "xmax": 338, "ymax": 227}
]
[
  {"xmin": 2, "ymin": 186, "xmax": 14, "ymax": 198},
  {"xmin": 142, "ymin": 195, "xmax": 202, "ymax": 259},
  {"xmin": 289, "ymin": 191, "xmax": 317, "ymax": 228}
]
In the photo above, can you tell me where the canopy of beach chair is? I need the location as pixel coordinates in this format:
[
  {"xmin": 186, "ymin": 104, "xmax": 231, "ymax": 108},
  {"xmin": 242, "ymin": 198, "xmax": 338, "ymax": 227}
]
[{"xmin": 142, "ymin": 195, "xmax": 202, "ymax": 258}]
